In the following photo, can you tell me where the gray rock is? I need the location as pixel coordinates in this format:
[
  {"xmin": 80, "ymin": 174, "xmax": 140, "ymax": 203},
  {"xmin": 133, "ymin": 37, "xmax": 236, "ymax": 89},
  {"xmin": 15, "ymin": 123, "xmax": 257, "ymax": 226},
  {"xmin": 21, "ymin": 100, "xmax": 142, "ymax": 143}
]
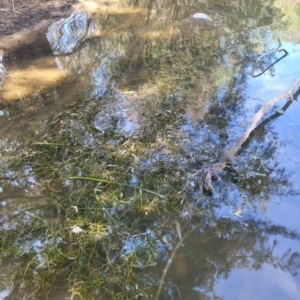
[{"xmin": 47, "ymin": 12, "xmax": 100, "ymax": 56}]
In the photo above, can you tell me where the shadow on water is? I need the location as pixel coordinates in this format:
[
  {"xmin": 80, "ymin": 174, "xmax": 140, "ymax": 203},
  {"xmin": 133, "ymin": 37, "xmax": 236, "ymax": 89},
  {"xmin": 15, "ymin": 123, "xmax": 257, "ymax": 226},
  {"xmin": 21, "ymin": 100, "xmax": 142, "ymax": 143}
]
[{"xmin": 0, "ymin": 0, "xmax": 300, "ymax": 299}]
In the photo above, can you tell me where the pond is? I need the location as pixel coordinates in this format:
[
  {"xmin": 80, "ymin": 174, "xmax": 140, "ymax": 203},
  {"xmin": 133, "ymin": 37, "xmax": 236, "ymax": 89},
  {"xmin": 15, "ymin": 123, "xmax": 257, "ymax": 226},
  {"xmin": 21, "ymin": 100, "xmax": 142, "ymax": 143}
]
[{"xmin": 1, "ymin": 1, "xmax": 300, "ymax": 299}]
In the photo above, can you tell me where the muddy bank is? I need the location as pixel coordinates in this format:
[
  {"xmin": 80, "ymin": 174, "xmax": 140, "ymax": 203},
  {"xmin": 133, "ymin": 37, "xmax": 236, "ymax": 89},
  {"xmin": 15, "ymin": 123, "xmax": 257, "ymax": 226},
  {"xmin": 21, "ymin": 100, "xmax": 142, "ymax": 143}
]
[
  {"xmin": 0, "ymin": 0, "xmax": 78, "ymax": 54},
  {"xmin": 0, "ymin": 0, "xmax": 77, "ymax": 36}
]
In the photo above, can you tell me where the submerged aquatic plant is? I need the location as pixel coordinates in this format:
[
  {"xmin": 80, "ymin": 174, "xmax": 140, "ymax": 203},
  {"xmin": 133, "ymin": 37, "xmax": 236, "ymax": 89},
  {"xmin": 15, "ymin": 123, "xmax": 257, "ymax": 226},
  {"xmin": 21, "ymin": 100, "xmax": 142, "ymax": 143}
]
[{"xmin": 0, "ymin": 92, "xmax": 188, "ymax": 299}]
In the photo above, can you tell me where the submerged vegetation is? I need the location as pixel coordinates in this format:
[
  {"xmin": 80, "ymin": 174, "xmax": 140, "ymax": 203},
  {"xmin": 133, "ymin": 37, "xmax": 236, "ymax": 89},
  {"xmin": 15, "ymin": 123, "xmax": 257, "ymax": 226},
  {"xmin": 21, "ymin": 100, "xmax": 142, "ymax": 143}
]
[
  {"xmin": 0, "ymin": 86, "xmax": 216, "ymax": 299},
  {"xmin": 1, "ymin": 0, "xmax": 300, "ymax": 299}
]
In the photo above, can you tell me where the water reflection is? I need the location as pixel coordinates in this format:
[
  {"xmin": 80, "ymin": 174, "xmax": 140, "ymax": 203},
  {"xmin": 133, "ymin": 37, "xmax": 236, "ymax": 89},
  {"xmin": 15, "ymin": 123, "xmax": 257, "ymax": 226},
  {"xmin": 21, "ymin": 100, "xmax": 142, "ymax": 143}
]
[
  {"xmin": 1, "ymin": 0, "xmax": 300, "ymax": 299},
  {"xmin": 155, "ymin": 218, "xmax": 300, "ymax": 299}
]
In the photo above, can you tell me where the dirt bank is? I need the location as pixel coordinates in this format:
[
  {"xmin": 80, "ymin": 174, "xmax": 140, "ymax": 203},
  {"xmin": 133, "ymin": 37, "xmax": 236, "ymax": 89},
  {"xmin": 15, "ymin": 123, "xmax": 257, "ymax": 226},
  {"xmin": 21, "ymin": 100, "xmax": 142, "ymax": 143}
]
[
  {"xmin": 0, "ymin": 0, "xmax": 78, "ymax": 50},
  {"xmin": 0, "ymin": 0, "xmax": 82, "ymax": 102}
]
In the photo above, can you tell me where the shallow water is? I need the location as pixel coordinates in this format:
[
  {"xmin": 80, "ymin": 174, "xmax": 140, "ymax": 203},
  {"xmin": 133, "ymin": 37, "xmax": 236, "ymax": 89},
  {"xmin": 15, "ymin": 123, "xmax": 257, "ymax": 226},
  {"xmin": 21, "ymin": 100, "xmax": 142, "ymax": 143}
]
[{"xmin": 1, "ymin": 0, "xmax": 300, "ymax": 299}]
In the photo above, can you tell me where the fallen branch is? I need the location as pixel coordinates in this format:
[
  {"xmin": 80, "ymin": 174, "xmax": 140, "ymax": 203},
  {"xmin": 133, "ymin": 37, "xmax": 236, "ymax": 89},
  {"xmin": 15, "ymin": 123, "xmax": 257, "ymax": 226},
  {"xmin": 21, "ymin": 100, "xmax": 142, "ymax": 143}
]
[{"xmin": 198, "ymin": 77, "xmax": 300, "ymax": 192}]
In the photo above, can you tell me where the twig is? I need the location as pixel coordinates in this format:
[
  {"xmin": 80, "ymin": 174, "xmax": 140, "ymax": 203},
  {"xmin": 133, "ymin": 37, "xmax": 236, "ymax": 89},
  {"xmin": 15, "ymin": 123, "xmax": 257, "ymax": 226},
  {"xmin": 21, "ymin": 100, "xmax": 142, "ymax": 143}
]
[
  {"xmin": 11, "ymin": 0, "xmax": 20, "ymax": 14},
  {"xmin": 155, "ymin": 228, "xmax": 192, "ymax": 300},
  {"xmin": 198, "ymin": 77, "xmax": 300, "ymax": 192}
]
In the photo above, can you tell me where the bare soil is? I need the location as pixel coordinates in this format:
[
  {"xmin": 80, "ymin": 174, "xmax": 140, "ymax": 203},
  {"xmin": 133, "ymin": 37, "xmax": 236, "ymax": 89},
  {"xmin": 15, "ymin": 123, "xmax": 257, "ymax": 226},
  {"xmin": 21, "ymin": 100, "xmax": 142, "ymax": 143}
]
[
  {"xmin": 0, "ymin": 0, "xmax": 80, "ymax": 101},
  {"xmin": 0, "ymin": 0, "xmax": 78, "ymax": 49}
]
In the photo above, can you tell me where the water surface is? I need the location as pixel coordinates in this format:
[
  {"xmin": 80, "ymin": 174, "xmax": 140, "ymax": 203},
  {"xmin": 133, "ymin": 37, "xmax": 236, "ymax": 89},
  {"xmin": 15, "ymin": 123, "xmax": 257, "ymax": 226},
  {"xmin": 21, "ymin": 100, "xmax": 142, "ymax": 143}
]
[{"xmin": 1, "ymin": 1, "xmax": 300, "ymax": 299}]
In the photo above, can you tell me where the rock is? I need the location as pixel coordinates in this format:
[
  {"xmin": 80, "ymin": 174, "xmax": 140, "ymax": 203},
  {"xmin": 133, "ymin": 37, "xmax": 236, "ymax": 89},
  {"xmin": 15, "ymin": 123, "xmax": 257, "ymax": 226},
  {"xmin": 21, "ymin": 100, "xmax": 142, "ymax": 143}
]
[
  {"xmin": 190, "ymin": 13, "xmax": 212, "ymax": 23},
  {"xmin": 47, "ymin": 12, "xmax": 101, "ymax": 56}
]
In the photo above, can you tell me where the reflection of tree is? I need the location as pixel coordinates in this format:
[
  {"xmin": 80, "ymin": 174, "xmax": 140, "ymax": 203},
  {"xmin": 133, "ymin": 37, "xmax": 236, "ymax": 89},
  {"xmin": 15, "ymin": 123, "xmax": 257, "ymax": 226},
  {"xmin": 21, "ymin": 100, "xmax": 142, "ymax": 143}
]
[
  {"xmin": 116, "ymin": 0, "xmax": 288, "ymax": 130},
  {"xmin": 1, "ymin": 1, "xmax": 299, "ymax": 299},
  {"xmin": 55, "ymin": 1, "xmax": 300, "ymax": 299},
  {"xmin": 157, "ymin": 218, "xmax": 300, "ymax": 299}
]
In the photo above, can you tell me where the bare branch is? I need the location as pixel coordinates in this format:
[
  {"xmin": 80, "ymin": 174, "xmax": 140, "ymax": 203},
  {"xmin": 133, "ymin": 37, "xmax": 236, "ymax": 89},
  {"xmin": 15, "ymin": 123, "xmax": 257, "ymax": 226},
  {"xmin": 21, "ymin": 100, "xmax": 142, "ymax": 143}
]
[{"xmin": 198, "ymin": 77, "xmax": 300, "ymax": 192}]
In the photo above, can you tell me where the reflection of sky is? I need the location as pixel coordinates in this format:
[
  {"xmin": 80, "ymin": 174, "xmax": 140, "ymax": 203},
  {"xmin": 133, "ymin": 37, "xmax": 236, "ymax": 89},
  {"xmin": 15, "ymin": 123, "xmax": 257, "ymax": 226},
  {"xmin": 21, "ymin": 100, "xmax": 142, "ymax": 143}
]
[
  {"xmin": 268, "ymin": 192, "xmax": 300, "ymax": 230},
  {"xmin": 231, "ymin": 42, "xmax": 300, "ymax": 136},
  {"xmin": 215, "ymin": 236, "xmax": 300, "ymax": 300},
  {"xmin": 212, "ymin": 236, "xmax": 300, "ymax": 300},
  {"xmin": 229, "ymin": 41, "xmax": 300, "ymax": 204},
  {"xmin": 215, "ymin": 263, "xmax": 300, "ymax": 300},
  {"xmin": 245, "ymin": 42, "xmax": 300, "ymax": 219},
  {"xmin": 248, "ymin": 42, "xmax": 300, "ymax": 104},
  {"xmin": 212, "ymin": 42, "xmax": 300, "ymax": 300}
]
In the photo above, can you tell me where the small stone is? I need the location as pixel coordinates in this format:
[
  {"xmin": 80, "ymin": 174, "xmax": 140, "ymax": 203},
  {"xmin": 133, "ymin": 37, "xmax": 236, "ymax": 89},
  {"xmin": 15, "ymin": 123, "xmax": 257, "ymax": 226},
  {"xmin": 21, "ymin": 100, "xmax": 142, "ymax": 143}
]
[{"xmin": 190, "ymin": 13, "xmax": 212, "ymax": 23}]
